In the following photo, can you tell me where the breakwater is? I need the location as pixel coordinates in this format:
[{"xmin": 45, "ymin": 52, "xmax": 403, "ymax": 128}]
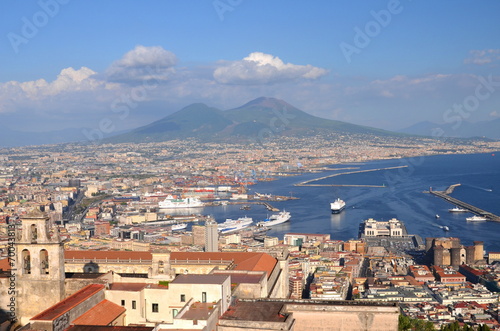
[
  {"xmin": 429, "ymin": 184, "xmax": 500, "ymax": 222},
  {"xmin": 294, "ymin": 165, "xmax": 408, "ymax": 187}
]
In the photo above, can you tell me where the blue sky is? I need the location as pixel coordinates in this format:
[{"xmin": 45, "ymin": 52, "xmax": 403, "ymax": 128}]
[{"xmin": 1, "ymin": 0, "xmax": 499, "ymax": 133}]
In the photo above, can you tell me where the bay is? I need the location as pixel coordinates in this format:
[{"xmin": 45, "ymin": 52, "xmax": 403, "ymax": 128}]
[{"xmin": 202, "ymin": 152, "xmax": 500, "ymax": 253}]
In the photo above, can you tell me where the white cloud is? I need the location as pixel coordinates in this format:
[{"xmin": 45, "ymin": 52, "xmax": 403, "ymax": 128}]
[
  {"xmin": 0, "ymin": 67, "xmax": 112, "ymax": 102},
  {"xmin": 464, "ymin": 49, "xmax": 500, "ymax": 65},
  {"xmin": 106, "ymin": 45, "xmax": 178, "ymax": 83},
  {"xmin": 213, "ymin": 52, "xmax": 328, "ymax": 85}
]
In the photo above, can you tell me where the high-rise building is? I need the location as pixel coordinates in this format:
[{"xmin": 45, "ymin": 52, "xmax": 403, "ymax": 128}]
[{"xmin": 205, "ymin": 220, "xmax": 218, "ymax": 252}]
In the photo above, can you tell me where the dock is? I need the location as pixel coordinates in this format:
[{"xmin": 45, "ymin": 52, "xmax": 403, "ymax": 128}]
[{"xmin": 429, "ymin": 184, "xmax": 500, "ymax": 222}]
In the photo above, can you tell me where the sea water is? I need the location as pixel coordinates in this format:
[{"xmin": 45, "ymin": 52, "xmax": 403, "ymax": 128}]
[{"xmin": 202, "ymin": 152, "xmax": 500, "ymax": 252}]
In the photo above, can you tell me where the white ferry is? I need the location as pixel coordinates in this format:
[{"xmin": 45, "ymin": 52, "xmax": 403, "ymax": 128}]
[
  {"xmin": 257, "ymin": 211, "xmax": 291, "ymax": 227},
  {"xmin": 171, "ymin": 223, "xmax": 188, "ymax": 231},
  {"xmin": 330, "ymin": 198, "xmax": 346, "ymax": 214},
  {"xmin": 218, "ymin": 217, "xmax": 253, "ymax": 234},
  {"xmin": 159, "ymin": 195, "xmax": 204, "ymax": 209},
  {"xmin": 466, "ymin": 215, "xmax": 487, "ymax": 222}
]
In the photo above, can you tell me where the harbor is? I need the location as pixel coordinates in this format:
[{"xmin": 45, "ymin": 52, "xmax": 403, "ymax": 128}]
[{"xmin": 429, "ymin": 184, "xmax": 500, "ymax": 222}]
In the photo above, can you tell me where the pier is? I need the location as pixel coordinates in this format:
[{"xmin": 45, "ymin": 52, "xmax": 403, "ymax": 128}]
[
  {"xmin": 429, "ymin": 184, "xmax": 500, "ymax": 222},
  {"xmin": 294, "ymin": 165, "xmax": 408, "ymax": 187}
]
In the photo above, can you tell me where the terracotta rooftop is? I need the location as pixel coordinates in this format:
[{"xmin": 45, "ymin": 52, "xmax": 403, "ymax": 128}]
[
  {"xmin": 0, "ymin": 258, "xmax": 10, "ymax": 272},
  {"xmin": 170, "ymin": 252, "xmax": 277, "ymax": 277},
  {"xmin": 65, "ymin": 251, "xmax": 152, "ymax": 261},
  {"xmin": 72, "ymin": 300, "xmax": 125, "ymax": 326},
  {"xmin": 31, "ymin": 284, "xmax": 105, "ymax": 321}
]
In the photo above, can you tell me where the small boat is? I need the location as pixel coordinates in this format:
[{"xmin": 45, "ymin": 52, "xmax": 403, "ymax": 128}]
[
  {"xmin": 441, "ymin": 226, "xmax": 449, "ymax": 231},
  {"xmin": 466, "ymin": 215, "xmax": 487, "ymax": 222},
  {"xmin": 435, "ymin": 214, "xmax": 440, "ymax": 219},
  {"xmin": 240, "ymin": 205, "xmax": 251, "ymax": 210},
  {"xmin": 449, "ymin": 206, "xmax": 468, "ymax": 213}
]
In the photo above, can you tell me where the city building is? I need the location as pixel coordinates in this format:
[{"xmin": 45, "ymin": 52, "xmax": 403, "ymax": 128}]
[{"xmin": 205, "ymin": 220, "xmax": 219, "ymax": 252}]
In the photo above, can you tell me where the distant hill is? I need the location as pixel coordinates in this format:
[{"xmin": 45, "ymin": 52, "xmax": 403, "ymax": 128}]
[
  {"xmin": 399, "ymin": 118, "xmax": 500, "ymax": 140},
  {"xmin": 0, "ymin": 125, "xmax": 130, "ymax": 148},
  {"xmin": 0, "ymin": 126, "xmax": 83, "ymax": 148},
  {"xmin": 106, "ymin": 97, "xmax": 399, "ymax": 143}
]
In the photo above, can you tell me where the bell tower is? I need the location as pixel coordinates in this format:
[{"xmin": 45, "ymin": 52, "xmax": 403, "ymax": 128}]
[{"xmin": 14, "ymin": 209, "xmax": 65, "ymax": 325}]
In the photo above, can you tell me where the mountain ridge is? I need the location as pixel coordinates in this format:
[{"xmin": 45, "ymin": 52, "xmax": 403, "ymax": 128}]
[{"xmin": 105, "ymin": 97, "xmax": 400, "ymax": 143}]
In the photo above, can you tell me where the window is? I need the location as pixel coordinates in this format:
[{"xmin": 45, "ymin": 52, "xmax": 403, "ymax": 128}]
[
  {"xmin": 22, "ymin": 249, "xmax": 31, "ymax": 275},
  {"xmin": 132, "ymin": 300, "xmax": 136, "ymax": 309},
  {"xmin": 180, "ymin": 294, "xmax": 185, "ymax": 302},
  {"xmin": 40, "ymin": 249, "xmax": 49, "ymax": 275},
  {"xmin": 202, "ymin": 292, "xmax": 207, "ymax": 303},
  {"xmin": 121, "ymin": 300, "xmax": 125, "ymax": 306},
  {"xmin": 152, "ymin": 303, "xmax": 159, "ymax": 313}
]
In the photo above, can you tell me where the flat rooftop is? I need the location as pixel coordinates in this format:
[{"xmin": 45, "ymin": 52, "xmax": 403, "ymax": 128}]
[
  {"xmin": 66, "ymin": 327, "xmax": 153, "ymax": 331},
  {"xmin": 108, "ymin": 283, "xmax": 148, "ymax": 291},
  {"xmin": 181, "ymin": 302, "xmax": 216, "ymax": 321},
  {"xmin": 220, "ymin": 301, "xmax": 286, "ymax": 322},
  {"xmin": 171, "ymin": 274, "xmax": 229, "ymax": 285},
  {"xmin": 214, "ymin": 272, "xmax": 264, "ymax": 284}
]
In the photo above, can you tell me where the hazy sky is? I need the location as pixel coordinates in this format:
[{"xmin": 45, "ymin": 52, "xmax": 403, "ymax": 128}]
[{"xmin": 1, "ymin": 0, "xmax": 499, "ymax": 133}]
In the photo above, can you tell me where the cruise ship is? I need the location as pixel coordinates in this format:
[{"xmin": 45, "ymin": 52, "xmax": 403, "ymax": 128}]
[
  {"xmin": 218, "ymin": 217, "xmax": 253, "ymax": 234},
  {"xmin": 466, "ymin": 215, "xmax": 487, "ymax": 222},
  {"xmin": 330, "ymin": 198, "xmax": 346, "ymax": 214},
  {"xmin": 158, "ymin": 195, "xmax": 204, "ymax": 209},
  {"xmin": 257, "ymin": 211, "xmax": 291, "ymax": 227}
]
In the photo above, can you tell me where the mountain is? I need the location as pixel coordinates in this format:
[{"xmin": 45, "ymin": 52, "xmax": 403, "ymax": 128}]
[
  {"xmin": 107, "ymin": 97, "xmax": 398, "ymax": 143},
  {"xmin": 399, "ymin": 118, "xmax": 500, "ymax": 140},
  {"xmin": 107, "ymin": 103, "xmax": 232, "ymax": 143}
]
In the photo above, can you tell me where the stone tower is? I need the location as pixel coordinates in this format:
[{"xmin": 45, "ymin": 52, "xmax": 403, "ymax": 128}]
[{"xmin": 14, "ymin": 209, "xmax": 65, "ymax": 325}]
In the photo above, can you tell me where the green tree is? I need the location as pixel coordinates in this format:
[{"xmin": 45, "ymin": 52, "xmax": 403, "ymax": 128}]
[{"xmin": 399, "ymin": 315, "xmax": 412, "ymax": 331}]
